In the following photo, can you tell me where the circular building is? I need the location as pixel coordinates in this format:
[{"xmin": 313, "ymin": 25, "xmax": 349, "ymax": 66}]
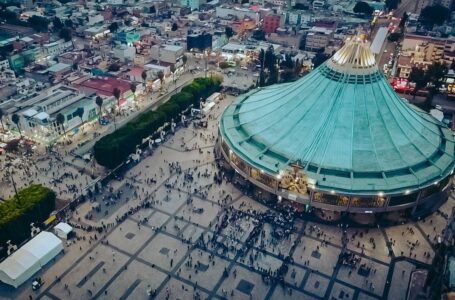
[{"xmin": 218, "ymin": 38, "xmax": 455, "ymax": 216}]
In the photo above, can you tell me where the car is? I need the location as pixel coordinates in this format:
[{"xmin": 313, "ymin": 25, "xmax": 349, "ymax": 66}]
[
  {"xmin": 32, "ymin": 278, "xmax": 44, "ymax": 290},
  {"xmin": 240, "ymin": 66, "xmax": 248, "ymax": 70}
]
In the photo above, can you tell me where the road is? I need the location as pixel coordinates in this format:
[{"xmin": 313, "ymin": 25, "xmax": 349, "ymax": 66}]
[{"xmin": 73, "ymin": 70, "xmax": 205, "ymax": 157}]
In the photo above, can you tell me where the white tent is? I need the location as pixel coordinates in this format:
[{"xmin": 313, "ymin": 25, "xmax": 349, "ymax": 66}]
[
  {"xmin": 54, "ymin": 222, "xmax": 73, "ymax": 239},
  {"xmin": 0, "ymin": 232, "xmax": 63, "ymax": 288}
]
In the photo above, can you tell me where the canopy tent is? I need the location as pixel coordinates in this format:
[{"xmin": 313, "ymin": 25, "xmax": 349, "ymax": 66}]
[
  {"xmin": 53, "ymin": 222, "xmax": 73, "ymax": 239},
  {"xmin": 0, "ymin": 232, "xmax": 63, "ymax": 288}
]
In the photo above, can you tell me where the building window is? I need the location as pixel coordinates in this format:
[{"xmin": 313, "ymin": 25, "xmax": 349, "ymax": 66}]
[
  {"xmin": 350, "ymin": 196, "xmax": 386, "ymax": 208},
  {"xmin": 389, "ymin": 192, "xmax": 418, "ymax": 206},
  {"xmin": 313, "ymin": 193, "xmax": 349, "ymax": 206}
]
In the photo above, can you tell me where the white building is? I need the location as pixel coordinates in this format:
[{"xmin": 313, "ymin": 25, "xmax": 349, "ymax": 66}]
[
  {"xmin": 150, "ymin": 44, "xmax": 184, "ymax": 64},
  {"xmin": 181, "ymin": 0, "xmax": 206, "ymax": 10},
  {"xmin": 41, "ymin": 40, "xmax": 73, "ymax": 58},
  {"xmin": 7, "ymin": 85, "xmax": 100, "ymax": 144},
  {"xmin": 0, "ymin": 59, "xmax": 10, "ymax": 71},
  {"xmin": 113, "ymin": 45, "xmax": 136, "ymax": 62},
  {"xmin": 216, "ymin": 6, "xmax": 260, "ymax": 23}
]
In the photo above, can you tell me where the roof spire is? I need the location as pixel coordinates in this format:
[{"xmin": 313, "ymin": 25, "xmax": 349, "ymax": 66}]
[{"xmin": 325, "ymin": 36, "xmax": 378, "ymax": 76}]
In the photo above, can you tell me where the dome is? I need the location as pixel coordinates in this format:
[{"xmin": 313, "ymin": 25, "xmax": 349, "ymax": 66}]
[{"xmin": 219, "ymin": 38, "xmax": 455, "ymax": 195}]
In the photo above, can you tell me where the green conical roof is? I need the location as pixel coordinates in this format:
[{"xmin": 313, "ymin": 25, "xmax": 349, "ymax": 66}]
[{"xmin": 220, "ymin": 38, "xmax": 455, "ymax": 194}]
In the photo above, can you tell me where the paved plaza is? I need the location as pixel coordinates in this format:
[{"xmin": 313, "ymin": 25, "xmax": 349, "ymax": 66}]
[{"xmin": 0, "ymin": 95, "xmax": 454, "ymax": 300}]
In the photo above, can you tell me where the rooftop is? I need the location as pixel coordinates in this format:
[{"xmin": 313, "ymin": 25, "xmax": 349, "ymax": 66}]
[{"xmin": 220, "ymin": 38, "xmax": 455, "ymax": 195}]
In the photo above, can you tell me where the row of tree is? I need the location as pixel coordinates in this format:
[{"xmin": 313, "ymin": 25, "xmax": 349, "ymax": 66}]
[
  {"xmin": 93, "ymin": 76, "xmax": 222, "ymax": 168},
  {"xmin": 0, "ymin": 185, "xmax": 56, "ymax": 257}
]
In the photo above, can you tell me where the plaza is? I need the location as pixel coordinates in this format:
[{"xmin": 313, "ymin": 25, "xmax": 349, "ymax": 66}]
[{"xmin": 0, "ymin": 93, "xmax": 453, "ymax": 300}]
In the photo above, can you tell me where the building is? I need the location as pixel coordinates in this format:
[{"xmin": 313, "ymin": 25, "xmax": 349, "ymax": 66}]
[
  {"xmin": 305, "ymin": 27, "xmax": 333, "ymax": 51},
  {"xmin": 263, "ymin": 15, "xmax": 282, "ymax": 34},
  {"xmin": 181, "ymin": 0, "xmax": 206, "ymax": 10},
  {"xmin": 7, "ymin": 85, "xmax": 100, "ymax": 144},
  {"xmin": 218, "ymin": 38, "xmax": 455, "ymax": 218},
  {"xmin": 187, "ymin": 32, "xmax": 212, "ymax": 51},
  {"xmin": 113, "ymin": 45, "xmax": 136, "ymax": 62},
  {"xmin": 433, "ymin": 0, "xmax": 453, "ymax": 9},
  {"xmin": 41, "ymin": 40, "xmax": 73, "ymax": 58},
  {"xmin": 0, "ymin": 24, "xmax": 34, "ymax": 37},
  {"xmin": 150, "ymin": 44, "xmax": 184, "ymax": 64},
  {"xmin": 216, "ymin": 6, "xmax": 260, "ymax": 23},
  {"xmin": 75, "ymin": 77, "xmax": 133, "ymax": 108}
]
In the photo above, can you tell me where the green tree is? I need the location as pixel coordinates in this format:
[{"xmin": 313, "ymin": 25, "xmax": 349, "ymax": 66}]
[
  {"xmin": 75, "ymin": 107, "xmax": 84, "ymax": 123},
  {"xmin": 312, "ymin": 49, "xmax": 330, "ymax": 68},
  {"xmin": 225, "ymin": 26, "xmax": 234, "ymax": 38},
  {"xmin": 108, "ymin": 22, "xmax": 119, "ymax": 33},
  {"xmin": 130, "ymin": 82, "xmax": 137, "ymax": 101},
  {"xmin": 171, "ymin": 23, "xmax": 178, "ymax": 31},
  {"xmin": 56, "ymin": 113, "xmax": 66, "ymax": 138},
  {"xmin": 388, "ymin": 32, "xmax": 403, "ymax": 42},
  {"xmin": 0, "ymin": 108, "xmax": 4, "ymax": 131},
  {"xmin": 252, "ymin": 29, "xmax": 266, "ymax": 41},
  {"xmin": 108, "ymin": 64, "xmax": 120, "ymax": 72},
  {"xmin": 59, "ymin": 27, "xmax": 72, "ymax": 42},
  {"xmin": 27, "ymin": 16, "xmax": 49, "ymax": 32},
  {"xmin": 52, "ymin": 17, "xmax": 63, "ymax": 30},
  {"xmin": 64, "ymin": 18, "xmax": 73, "ymax": 28},
  {"xmin": 409, "ymin": 67, "xmax": 428, "ymax": 99},
  {"xmin": 11, "ymin": 113, "xmax": 21, "ymax": 138},
  {"xmin": 264, "ymin": 45, "xmax": 276, "ymax": 70},
  {"xmin": 95, "ymin": 95, "xmax": 103, "ymax": 121},
  {"xmin": 425, "ymin": 61, "xmax": 448, "ymax": 90},
  {"xmin": 420, "ymin": 5, "xmax": 450, "ymax": 26},
  {"xmin": 158, "ymin": 71, "xmax": 165, "ymax": 90},
  {"xmin": 141, "ymin": 70, "xmax": 147, "ymax": 87},
  {"xmin": 353, "ymin": 1, "xmax": 374, "ymax": 15},
  {"xmin": 399, "ymin": 12, "xmax": 408, "ymax": 30},
  {"xmin": 113, "ymin": 87, "xmax": 121, "ymax": 108}
]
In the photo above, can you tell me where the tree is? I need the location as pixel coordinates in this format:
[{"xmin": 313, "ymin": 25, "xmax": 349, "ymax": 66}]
[
  {"xmin": 420, "ymin": 5, "xmax": 450, "ymax": 26},
  {"xmin": 27, "ymin": 16, "xmax": 49, "ymax": 32},
  {"xmin": 157, "ymin": 71, "xmax": 165, "ymax": 90},
  {"xmin": 108, "ymin": 22, "xmax": 119, "ymax": 33},
  {"xmin": 171, "ymin": 23, "xmax": 178, "ymax": 31},
  {"xmin": 385, "ymin": 0, "xmax": 400, "ymax": 10},
  {"xmin": 388, "ymin": 32, "xmax": 403, "ymax": 42},
  {"xmin": 264, "ymin": 46, "xmax": 276, "ymax": 70},
  {"xmin": 108, "ymin": 64, "xmax": 120, "ymax": 72},
  {"xmin": 130, "ymin": 83, "xmax": 137, "ymax": 101},
  {"xmin": 75, "ymin": 107, "xmax": 84, "ymax": 124},
  {"xmin": 141, "ymin": 70, "xmax": 148, "ymax": 82},
  {"xmin": 425, "ymin": 62, "xmax": 448, "ymax": 91},
  {"xmin": 0, "ymin": 108, "xmax": 4, "ymax": 131},
  {"xmin": 64, "ymin": 18, "xmax": 73, "ymax": 28},
  {"xmin": 59, "ymin": 27, "xmax": 72, "ymax": 42},
  {"xmin": 113, "ymin": 87, "xmax": 121, "ymax": 108},
  {"xmin": 399, "ymin": 12, "xmax": 408, "ymax": 30},
  {"xmin": 56, "ymin": 113, "xmax": 66, "ymax": 138},
  {"xmin": 170, "ymin": 65, "xmax": 176, "ymax": 92},
  {"xmin": 409, "ymin": 67, "xmax": 428, "ymax": 99},
  {"xmin": 95, "ymin": 95, "xmax": 103, "ymax": 121},
  {"xmin": 11, "ymin": 113, "xmax": 21, "ymax": 138},
  {"xmin": 182, "ymin": 55, "xmax": 188, "ymax": 70},
  {"xmin": 353, "ymin": 1, "xmax": 374, "ymax": 15},
  {"xmin": 52, "ymin": 17, "xmax": 63, "ymax": 30},
  {"xmin": 252, "ymin": 29, "xmax": 266, "ymax": 41},
  {"xmin": 312, "ymin": 49, "xmax": 330, "ymax": 68},
  {"xmin": 149, "ymin": 5, "xmax": 156, "ymax": 13},
  {"xmin": 225, "ymin": 26, "xmax": 234, "ymax": 39}
]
